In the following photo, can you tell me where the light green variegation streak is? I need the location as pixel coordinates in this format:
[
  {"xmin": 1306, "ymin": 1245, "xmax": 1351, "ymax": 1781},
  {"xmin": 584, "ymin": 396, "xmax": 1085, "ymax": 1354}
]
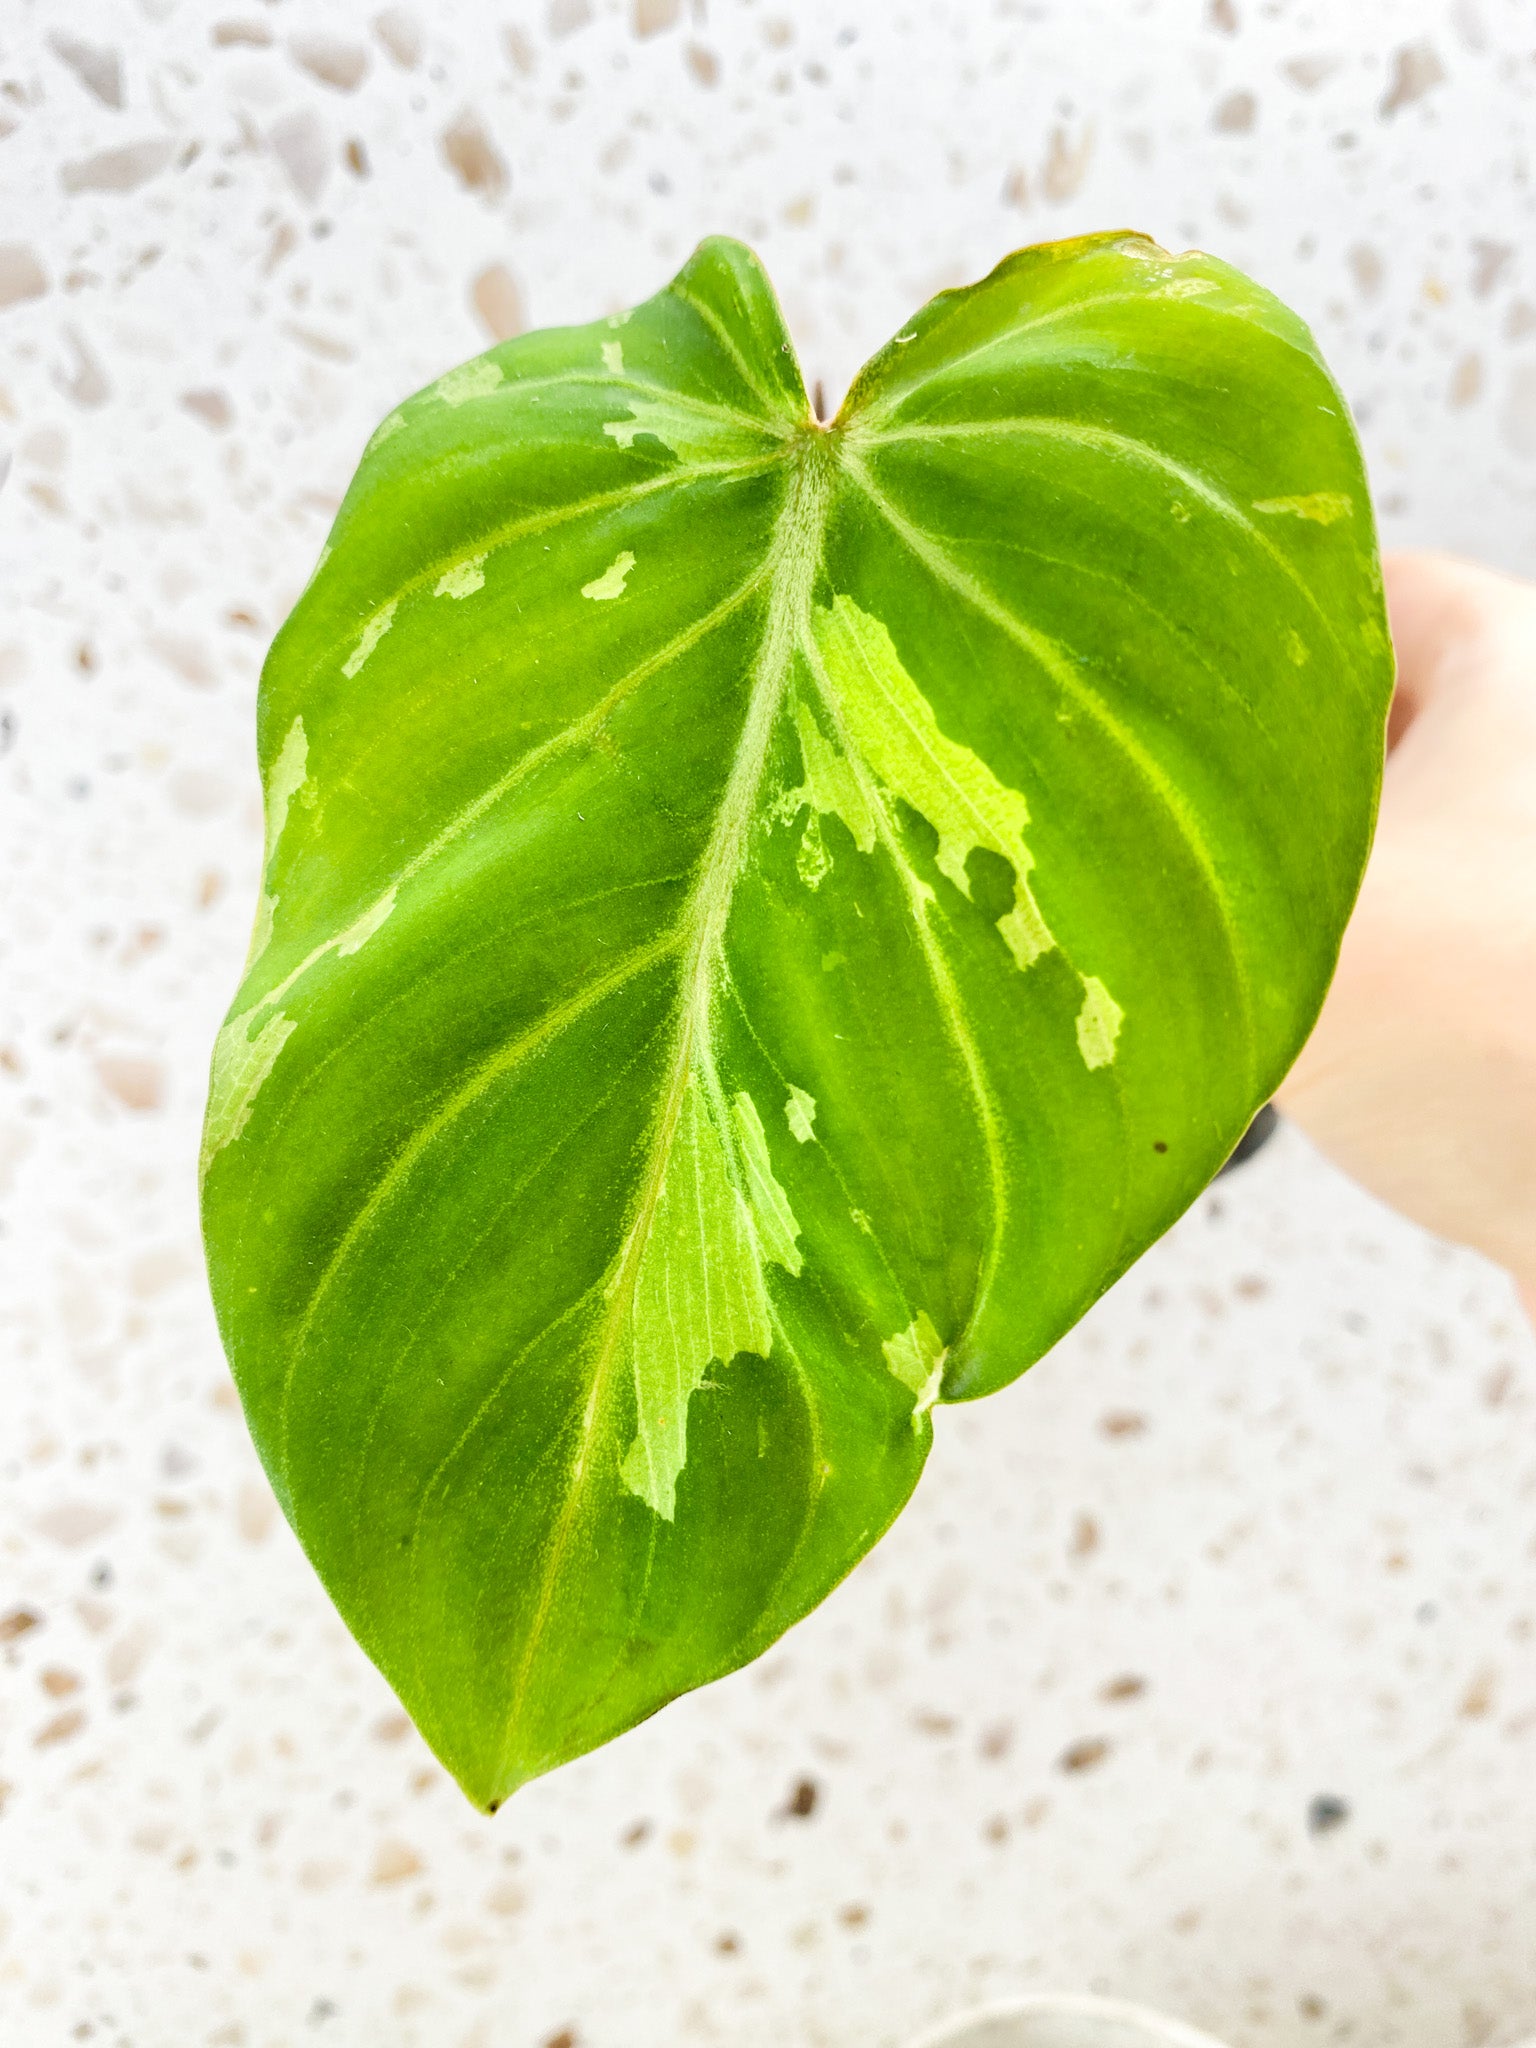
[
  {"xmin": 244, "ymin": 714, "xmax": 311, "ymax": 971},
  {"xmin": 202, "ymin": 888, "xmax": 401, "ymax": 1188},
  {"xmin": 435, "ymin": 556, "xmax": 485, "ymax": 599},
  {"xmin": 500, "ymin": 437, "xmax": 835, "ymax": 1766},
  {"xmin": 839, "ymin": 451, "xmax": 1248, "ymax": 1085},
  {"xmin": 433, "ymin": 359, "xmax": 504, "ymax": 406},
  {"xmin": 1252, "ymin": 492, "xmax": 1352, "ymax": 524},
  {"xmin": 603, "ymin": 399, "xmax": 749, "ymax": 463},
  {"xmin": 200, "ymin": 1013, "xmax": 296, "ymax": 1180},
  {"xmin": 616, "ymin": 1078, "xmax": 802, "ymax": 1519},
  {"xmin": 806, "ymin": 592, "xmax": 1131, "ymax": 1073},
  {"xmin": 785, "ymin": 1085, "xmax": 817, "ymax": 1144},
  {"xmin": 1076, "ymin": 977, "xmax": 1125, "ymax": 1069},
  {"xmin": 797, "ymin": 615, "xmax": 1012, "ymax": 1412},
  {"xmin": 606, "ymin": 445, "xmax": 831, "ymax": 1522},
  {"xmin": 343, "ymin": 601, "xmax": 397, "ymax": 678},
  {"xmin": 264, "ymin": 717, "xmax": 310, "ymax": 858},
  {"xmin": 883, "ymin": 1311, "xmax": 948, "ymax": 1429},
  {"xmin": 812, "ymin": 596, "xmax": 1055, "ymax": 970},
  {"xmin": 730, "ymin": 1092, "xmax": 803, "ymax": 1276},
  {"xmin": 775, "ymin": 698, "xmax": 876, "ymax": 887},
  {"xmin": 582, "ymin": 551, "xmax": 636, "ymax": 601}
]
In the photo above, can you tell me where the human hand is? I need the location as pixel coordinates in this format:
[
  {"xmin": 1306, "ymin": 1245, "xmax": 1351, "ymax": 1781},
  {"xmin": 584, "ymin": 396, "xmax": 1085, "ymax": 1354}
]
[{"xmin": 1277, "ymin": 550, "xmax": 1536, "ymax": 1321}]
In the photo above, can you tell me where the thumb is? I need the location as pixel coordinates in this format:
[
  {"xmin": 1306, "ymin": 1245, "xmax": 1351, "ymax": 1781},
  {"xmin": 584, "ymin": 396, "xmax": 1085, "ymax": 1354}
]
[{"xmin": 1382, "ymin": 549, "xmax": 1530, "ymax": 747}]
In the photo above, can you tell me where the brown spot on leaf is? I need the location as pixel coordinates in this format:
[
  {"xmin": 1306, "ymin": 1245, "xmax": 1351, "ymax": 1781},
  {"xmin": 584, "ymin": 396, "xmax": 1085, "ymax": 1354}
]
[
  {"xmin": 686, "ymin": 44, "xmax": 720, "ymax": 86},
  {"xmin": 41, "ymin": 1667, "xmax": 81, "ymax": 1697},
  {"xmin": 1209, "ymin": 0, "xmax": 1238, "ymax": 29},
  {"xmin": 1069, "ymin": 1511, "xmax": 1100, "ymax": 1558},
  {"xmin": 0, "ymin": 1607, "xmax": 42, "ymax": 1643},
  {"xmin": 1213, "ymin": 89, "xmax": 1257, "ymax": 133}
]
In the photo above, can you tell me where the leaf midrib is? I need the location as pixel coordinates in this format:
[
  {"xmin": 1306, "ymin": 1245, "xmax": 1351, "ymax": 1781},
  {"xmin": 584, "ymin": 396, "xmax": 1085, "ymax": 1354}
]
[{"xmin": 492, "ymin": 429, "xmax": 836, "ymax": 1790}]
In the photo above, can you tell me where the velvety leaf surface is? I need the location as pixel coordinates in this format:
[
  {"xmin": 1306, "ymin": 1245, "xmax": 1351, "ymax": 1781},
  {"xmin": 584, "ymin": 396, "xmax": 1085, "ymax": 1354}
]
[{"xmin": 201, "ymin": 233, "xmax": 1391, "ymax": 1807}]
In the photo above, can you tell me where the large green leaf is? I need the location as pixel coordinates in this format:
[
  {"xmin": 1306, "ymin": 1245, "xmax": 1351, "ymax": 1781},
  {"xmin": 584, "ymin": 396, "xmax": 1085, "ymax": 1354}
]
[{"xmin": 201, "ymin": 233, "xmax": 1390, "ymax": 1807}]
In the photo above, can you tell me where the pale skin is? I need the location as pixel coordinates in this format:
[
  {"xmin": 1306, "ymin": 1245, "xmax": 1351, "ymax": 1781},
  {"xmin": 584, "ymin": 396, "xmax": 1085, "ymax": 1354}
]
[{"xmin": 1278, "ymin": 550, "xmax": 1536, "ymax": 1324}]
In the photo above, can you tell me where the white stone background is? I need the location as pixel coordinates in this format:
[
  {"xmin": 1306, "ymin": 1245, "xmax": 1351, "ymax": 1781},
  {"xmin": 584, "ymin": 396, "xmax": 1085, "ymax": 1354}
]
[{"xmin": 3, "ymin": 0, "xmax": 1536, "ymax": 2043}]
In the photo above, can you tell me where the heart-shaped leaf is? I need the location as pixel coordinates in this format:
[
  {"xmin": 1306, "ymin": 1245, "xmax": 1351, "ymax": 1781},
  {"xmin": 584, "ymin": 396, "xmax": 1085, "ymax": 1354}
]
[{"xmin": 202, "ymin": 234, "xmax": 1390, "ymax": 1807}]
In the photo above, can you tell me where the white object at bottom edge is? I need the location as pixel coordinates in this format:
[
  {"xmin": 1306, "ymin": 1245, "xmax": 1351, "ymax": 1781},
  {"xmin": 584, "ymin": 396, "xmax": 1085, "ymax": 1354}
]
[
  {"xmin": 905, "ymin": 1993, "xmax": 1254, "ymax": 2048},
  {"xmin": 907, "ymin": 1994, "xmax": 1536, "ymax": 2048}
]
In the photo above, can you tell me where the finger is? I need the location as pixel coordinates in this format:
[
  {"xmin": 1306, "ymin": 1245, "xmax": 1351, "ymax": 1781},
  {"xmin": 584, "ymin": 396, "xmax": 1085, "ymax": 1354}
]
[{"xmin": 1381, "ymin": 549, "xmax": 1529, "ymax": 740}]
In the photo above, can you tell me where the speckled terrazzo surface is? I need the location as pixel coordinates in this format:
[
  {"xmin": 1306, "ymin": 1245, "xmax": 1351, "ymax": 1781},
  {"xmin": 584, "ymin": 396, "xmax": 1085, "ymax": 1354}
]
[{"xmin": 4, "ymin": 2, "xmax": 1536, "ymax": 2044}]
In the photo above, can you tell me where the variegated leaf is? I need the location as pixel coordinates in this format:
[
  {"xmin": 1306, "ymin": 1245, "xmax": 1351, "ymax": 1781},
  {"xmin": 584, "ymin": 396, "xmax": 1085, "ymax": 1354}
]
[{"xmin": 201, "ymin": 234, "xmax": 1391, "ymax": 1806}]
